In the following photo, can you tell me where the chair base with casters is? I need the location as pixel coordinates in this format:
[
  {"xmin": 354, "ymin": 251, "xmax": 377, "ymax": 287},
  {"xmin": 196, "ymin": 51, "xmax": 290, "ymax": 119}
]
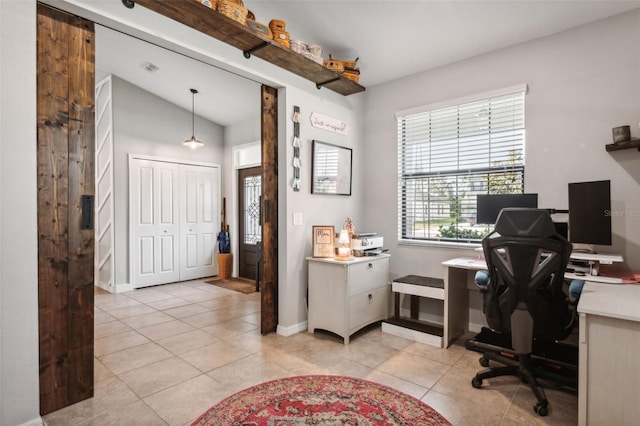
[{"xmin": 466, "ymin": 327, "xmax": 578, "ymax": 416}]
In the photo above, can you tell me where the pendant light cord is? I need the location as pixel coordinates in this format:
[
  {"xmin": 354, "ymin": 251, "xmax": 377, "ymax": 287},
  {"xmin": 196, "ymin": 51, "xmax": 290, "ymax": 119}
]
[
  {"xmin": 191, "ymin": 88, "xmax": 197, "ymax": 138},
  {"xmin": 183, "ymin": 88, "xmax": 203, "ymax": 148}
]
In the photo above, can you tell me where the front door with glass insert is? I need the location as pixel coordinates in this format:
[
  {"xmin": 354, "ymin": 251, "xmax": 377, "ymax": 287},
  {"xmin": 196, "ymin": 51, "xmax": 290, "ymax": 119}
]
[{"xmin": 238, "ymin": 166, "xmax": 262, "ymax": 280}]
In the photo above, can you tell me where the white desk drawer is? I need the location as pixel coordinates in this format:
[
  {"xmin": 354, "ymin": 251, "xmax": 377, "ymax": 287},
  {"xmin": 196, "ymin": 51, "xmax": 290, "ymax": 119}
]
[
  {"xmin": 349, "ymin": 257, "xmax": 389, "ymax": 296},
  {"xmin": 349, "ymin": 285, "xmax": 388, "ymax": 330}
]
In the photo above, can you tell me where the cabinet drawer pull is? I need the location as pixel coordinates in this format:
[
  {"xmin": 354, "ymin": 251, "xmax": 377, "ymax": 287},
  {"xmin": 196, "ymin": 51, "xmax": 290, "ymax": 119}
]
[
  {"xmin": 368, "ymin": 294, "xmax": 373, "ymax": 300},
  {"xmin": 368, "ymin": 263, "xmax": 373, "ymax": 269}
]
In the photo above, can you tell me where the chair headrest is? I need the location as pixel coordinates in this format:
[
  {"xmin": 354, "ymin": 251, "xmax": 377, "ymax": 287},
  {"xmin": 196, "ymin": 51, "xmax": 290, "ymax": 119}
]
[{"xmin": 494, "ymin": 208, "xmax": 556, "ymax": 238}]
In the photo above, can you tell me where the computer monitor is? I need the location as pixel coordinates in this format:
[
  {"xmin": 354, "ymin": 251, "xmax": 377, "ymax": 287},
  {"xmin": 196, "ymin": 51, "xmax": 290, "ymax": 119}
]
[
  {"xmin": 568, "ymin": 180, "xmax": 612, "ymax": 246},
  {"xmin": 476, "ymin": 193, "xmax": 539, "ymax": 224}
]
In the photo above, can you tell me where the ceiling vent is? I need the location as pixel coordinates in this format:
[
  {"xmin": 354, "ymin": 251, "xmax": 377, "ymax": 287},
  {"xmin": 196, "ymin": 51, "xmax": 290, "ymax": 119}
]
[{"xmin": 142, "ymin": 62, "xmax": 160, "ymax": 73}]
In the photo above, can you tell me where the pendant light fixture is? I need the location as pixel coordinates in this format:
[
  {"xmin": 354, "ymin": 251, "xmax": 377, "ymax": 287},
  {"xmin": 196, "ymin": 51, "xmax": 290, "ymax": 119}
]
[{"xmin": 183, "ymin": 88, "xmax": 204, "ymax": 149}]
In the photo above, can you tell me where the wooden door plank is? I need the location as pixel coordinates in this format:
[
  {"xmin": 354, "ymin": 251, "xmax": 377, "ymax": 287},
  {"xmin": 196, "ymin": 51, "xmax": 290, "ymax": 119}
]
[
  {"xmin": 37, "ymin": 5, "xmax": 72, "ymax": 414},
  {"xmin": 260, "ymin": 85, "xmax": 278, "ymax": 334},
  {"xmin": 37, "ymin": 4, "xmax": 95, "ymax": 414},
  {"xmin": 66, "ymin": 14, "xmax": 95, "ymax": 404}
]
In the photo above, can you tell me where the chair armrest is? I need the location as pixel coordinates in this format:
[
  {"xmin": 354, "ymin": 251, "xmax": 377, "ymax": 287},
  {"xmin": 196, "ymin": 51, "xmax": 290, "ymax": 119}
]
[
  {"xmin": 568, "ymin": 279, "xmax": 585, "ymax": 304},
  {"xmin": 475, "ymin": 270, "xmax": 490, "ymax": 292}
]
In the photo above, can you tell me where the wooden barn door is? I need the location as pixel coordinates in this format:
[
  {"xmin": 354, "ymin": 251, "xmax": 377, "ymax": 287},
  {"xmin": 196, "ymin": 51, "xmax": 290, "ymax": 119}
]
[
  {"xmin": 37, "ymin": 4, "xmax": 95, "ymax": 415},
  {"xmin": 261, "ymin": 85, "xmax": 278, "ymax": 334}
]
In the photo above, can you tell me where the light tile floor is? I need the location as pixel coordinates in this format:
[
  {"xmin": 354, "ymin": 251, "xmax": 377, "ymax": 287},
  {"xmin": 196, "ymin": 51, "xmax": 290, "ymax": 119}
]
[{"xmin": 43, "ymin": 279, "xmax": 578, "ymax": 425}]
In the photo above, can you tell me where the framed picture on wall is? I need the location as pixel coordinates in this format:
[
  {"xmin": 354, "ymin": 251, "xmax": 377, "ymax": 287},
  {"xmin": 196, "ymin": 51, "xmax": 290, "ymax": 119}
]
[
  {"xmin": 312, "ymin": 225, "xmax": 335, "ymax": 258},
  {"xmin": 311, "ymin": 140, "xmax": 352, "ymax": 195}
]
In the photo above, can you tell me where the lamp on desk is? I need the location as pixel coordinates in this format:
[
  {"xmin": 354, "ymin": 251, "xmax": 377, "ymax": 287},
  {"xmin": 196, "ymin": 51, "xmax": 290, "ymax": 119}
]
[{"xmin": 335, "ymin": 229, "xmax": 352, "ymax": 261}]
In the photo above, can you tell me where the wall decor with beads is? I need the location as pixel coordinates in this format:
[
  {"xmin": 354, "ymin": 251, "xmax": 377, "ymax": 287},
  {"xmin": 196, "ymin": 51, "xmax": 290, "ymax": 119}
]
[{"xmin": 292, "ymin": 106, "xmax": 301, "ymax": 191}]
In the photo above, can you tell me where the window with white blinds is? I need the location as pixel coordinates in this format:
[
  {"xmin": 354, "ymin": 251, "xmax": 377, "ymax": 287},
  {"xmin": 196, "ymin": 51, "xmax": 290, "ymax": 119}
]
[{"xmin": 397, "ymin": 86, "xmax": 527, "ymax": 243}]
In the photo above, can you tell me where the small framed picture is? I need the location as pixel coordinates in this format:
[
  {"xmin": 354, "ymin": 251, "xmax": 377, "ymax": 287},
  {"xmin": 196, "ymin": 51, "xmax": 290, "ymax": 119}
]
[
  {"xmin": 312, "ymin": 225, "xmax": 335, "ymax": 258},
  {"xmin": 311, "ymin": 140, "xmax": 352, "ymax": 196}
]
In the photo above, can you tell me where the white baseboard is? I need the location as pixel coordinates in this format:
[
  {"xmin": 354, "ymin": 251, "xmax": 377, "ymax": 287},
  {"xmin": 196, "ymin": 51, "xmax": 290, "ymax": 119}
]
[
  {"xmin": 277, "ymin": 321, "xmax": 308, "ymax": 337},
  {"xmin": 382, "ymin": 322, "xmax": 443, "ymax": 348},
  {"xmin": 94, "ymin": 281, "xmax": 112, "ymax": 293},
  {"xmin": 468, "ymin": 322, "xmax": 483, "ymax": 333},
  {"xmin": 94, "ymin": 282, "xmax": 132, "ymax": 294},
  {"xmin": 115, "ymin": 282, "xmax": 133, "ymax": 293},
  {"xmin": 20, "ymin": 417, "xmax": 44, "ymax": 426}
]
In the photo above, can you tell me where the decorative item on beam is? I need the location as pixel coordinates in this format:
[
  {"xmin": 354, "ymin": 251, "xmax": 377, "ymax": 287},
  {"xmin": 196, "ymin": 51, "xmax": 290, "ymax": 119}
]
[{"xmin": 324, "ymin": 55, "xmax": 360, "ymax": 83}]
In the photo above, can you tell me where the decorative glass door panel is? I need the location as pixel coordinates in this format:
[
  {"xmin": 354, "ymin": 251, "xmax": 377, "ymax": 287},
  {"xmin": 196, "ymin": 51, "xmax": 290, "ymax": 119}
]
[
  {"xmin": 239, "ymin": 166, "xmax": 262, "ymax": 280},
  {"xmin": 244, "ymin": 175, "xmax": 262, "ymax": 244}
]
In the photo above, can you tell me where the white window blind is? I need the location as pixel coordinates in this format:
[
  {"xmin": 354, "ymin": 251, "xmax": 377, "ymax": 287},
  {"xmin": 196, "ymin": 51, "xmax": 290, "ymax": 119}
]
[{"xmin": 397, "ymin": 87, "xmax": 526, "ymax": 243}]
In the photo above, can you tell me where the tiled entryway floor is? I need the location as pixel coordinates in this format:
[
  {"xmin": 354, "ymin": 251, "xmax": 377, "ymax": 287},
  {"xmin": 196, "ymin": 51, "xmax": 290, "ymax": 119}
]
[{"xmin": 43, "ymin": 279, "xmax": 577, "ymax": 425}]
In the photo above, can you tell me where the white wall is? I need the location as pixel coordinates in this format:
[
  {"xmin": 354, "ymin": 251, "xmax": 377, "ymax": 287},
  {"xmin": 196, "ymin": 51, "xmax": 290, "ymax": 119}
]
[
  {"xmin": 363, "ymin": 9, "xmax": 640, "ymax": 289},
  {"xmin": 278, "ymin": 87, "xmax": 365, "ymax": 332},
  {"xmin": 0, "ymin": 2, "xmax": 41, "ymax": 426},
  {"xmin": 111, "ymin": 76, "xmax": 225, "ymax": 286}
]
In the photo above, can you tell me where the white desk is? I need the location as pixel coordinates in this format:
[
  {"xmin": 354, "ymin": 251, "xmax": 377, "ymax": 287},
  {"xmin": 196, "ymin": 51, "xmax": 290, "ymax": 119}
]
[
  {"xmin": 441, "ymin": 257, "xmax": 487, "ymax": 347},
  {"xmin": 442, "ymin": 257, "xmax": 639, "ymax": 423},
  {"xmin": 577, "ymin": 282, "xmax": 640, "ymax": 425},
  {"xmin": 440, "ymin": 253, "xmax": 626, "ymax": 348}
]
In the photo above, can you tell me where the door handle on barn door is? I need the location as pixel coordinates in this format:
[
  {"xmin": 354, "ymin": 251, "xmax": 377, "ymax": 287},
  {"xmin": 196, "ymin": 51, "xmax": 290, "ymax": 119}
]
[
  {"xmin": 263, "ymin": 199, "xmax": 272, "ymax": 224},
  {"xmin": 81, "ymin": 195, "xmax": 94, "ymax": 230}
]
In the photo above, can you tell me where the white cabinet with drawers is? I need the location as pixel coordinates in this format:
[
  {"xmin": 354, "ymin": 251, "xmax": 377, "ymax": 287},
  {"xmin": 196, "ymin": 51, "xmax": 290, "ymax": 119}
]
[{"xmin": 307, "ymin": 254, "xmax": 390, "ymax": 344}]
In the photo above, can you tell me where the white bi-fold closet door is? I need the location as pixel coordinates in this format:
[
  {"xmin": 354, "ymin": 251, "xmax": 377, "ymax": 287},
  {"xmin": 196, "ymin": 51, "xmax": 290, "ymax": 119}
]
[
  {"xmin": 179, "ymin": 164, "xmax": 218, "ymax": 281},
  {"xmin": 130, "ymin": 156, "xmax": 220, "ymax": 289}
]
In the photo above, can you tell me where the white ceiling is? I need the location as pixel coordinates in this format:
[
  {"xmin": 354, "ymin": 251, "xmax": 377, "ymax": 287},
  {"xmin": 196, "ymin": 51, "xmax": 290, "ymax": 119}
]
[
  {"xmin": 95, "ymin": 26, "xmax": 262, "ymax": 127},
  {"xmin": 96, "ymin": 0, "xmax": 639, "ymax": 126}
]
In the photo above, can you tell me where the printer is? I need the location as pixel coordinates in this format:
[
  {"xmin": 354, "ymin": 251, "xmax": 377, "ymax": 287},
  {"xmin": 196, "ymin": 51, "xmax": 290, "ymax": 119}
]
[{"xmin": 351, "ymin": 233, "xmax": 384, "ymax": 256}]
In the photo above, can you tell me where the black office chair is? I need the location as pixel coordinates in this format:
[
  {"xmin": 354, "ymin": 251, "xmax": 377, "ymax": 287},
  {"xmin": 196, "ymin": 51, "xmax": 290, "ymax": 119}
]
[{"xmin": 468, "ymin": 208, "xmax": 576, "ymax": 416}]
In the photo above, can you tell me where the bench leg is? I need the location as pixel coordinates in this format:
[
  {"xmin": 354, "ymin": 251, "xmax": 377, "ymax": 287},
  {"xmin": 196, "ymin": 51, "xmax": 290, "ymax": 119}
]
[
  {"xmin": 394, "ymin": 292, "xmax": 400, "ymax": 319},
  {"xmin": 410, "ymin": 295, "xmax": 420, "ymax": 320}
]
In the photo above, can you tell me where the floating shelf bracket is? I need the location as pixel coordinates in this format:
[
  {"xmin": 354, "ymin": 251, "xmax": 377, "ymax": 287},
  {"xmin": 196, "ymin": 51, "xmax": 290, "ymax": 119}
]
[
  {"xmin": 243, "ymin": 41, "xmax": 270, "ymax": 59},
  {"xmin": 316, "ymin": 77, "xmax": 341, "ymax": 90},
  {"xmin": 605, "ymin": 138, "xmax": 640, "ymax": 152}
]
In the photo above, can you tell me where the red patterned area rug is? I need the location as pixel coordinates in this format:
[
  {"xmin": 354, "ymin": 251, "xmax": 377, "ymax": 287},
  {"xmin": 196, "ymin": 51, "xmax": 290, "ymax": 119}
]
[{"xmin": 192, "ymin": 375, "xmax": 451, "ymax": 425}]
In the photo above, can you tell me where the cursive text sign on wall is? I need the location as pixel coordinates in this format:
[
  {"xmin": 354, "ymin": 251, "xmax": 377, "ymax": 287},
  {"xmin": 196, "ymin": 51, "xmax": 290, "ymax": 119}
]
[{"xmin": 310, "ymin": 112, "xmax": 348, "ymax": 135}]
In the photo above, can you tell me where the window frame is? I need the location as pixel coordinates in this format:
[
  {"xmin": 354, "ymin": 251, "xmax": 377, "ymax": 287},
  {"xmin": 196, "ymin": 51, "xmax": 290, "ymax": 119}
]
[{"xmin": 396, "ymin": 84, "xmax": 528, "ymax": 245}]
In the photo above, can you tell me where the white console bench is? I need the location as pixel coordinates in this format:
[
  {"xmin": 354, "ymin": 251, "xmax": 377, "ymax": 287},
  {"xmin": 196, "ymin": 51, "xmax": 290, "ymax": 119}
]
[{"xmin": 382, "ymin": 275, "xmax": 446, "ymax": 348}]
